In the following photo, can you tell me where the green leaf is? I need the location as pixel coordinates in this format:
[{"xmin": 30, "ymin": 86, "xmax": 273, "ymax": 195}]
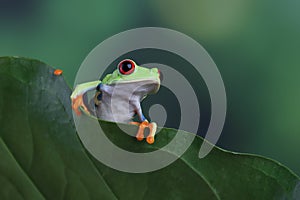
[{"xmin": 0, "ymin": 56, "xmax": 299, "ymax": 200}]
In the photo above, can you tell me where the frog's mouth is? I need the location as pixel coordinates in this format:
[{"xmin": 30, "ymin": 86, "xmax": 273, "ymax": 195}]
[
  {"xmin": 142, "ymin": 79, "xmax": 160, "ymax": 94},
  {"xmin": 134, "ymin": 79, "xmax": 160, "ymax": 95},
  {"xmin": 111, "ymin": 78, "xmax": 160, "ymax": 94},
  {"xmin": 109, "ymin": 69, "xmax": 162, "ymax": 94}
]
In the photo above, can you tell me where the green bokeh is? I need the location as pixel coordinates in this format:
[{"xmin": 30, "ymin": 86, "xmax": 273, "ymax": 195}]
[{"xmin": 0, "ymin": 0, "xmax": 299, "ymax": 175}]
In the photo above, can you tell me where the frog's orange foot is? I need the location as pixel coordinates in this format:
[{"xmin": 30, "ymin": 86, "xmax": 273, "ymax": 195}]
[
  {"xmin": 129, "ymin": 121, "xmax": 157, "ymax": 144},
  {"xmin": 71, "ymin": 94, "xmax": 90, "ymax": 116}
]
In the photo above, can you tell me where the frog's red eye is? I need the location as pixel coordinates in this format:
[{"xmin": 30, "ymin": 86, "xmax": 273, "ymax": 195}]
[{"xmin": 118, "ymin": 59, "xmax": 135, "ymax": 75}]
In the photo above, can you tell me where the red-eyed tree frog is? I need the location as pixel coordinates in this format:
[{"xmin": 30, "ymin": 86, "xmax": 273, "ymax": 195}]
[{"xmin": 71, "ymin": 59, "xmax": 161, "ymax": 144}]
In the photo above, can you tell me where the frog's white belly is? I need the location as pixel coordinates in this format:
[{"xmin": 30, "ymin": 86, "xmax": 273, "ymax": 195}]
[
  {"xmin": 95, "ymin": 81, "xmax": 158, "ymax": 123},
  {"xmin": 96, "ymin": 96, "xmax": 136, "ymax": 123}
]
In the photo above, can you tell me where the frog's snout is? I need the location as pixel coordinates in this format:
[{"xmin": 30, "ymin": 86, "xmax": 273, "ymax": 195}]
[
  {"xmin": 158, "ymin": 69, "xmax": 163, "ymax": 82},
  {"xmin": 151, "ymin": 67, "xmax": 163, "ymax": 82}
]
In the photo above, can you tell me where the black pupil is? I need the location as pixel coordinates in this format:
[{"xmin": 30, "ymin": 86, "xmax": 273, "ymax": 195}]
[{"xmin": 121, "ymin": 61, "xmax": 133, "ymax": 72}]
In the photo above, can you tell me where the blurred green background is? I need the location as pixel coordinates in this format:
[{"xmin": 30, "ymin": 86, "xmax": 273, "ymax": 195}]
[{"xmin": 0, "ymin": 0, "xmax": 299, "ymax": 175}]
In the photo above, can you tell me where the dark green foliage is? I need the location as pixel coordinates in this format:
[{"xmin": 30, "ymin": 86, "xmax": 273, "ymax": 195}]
[{"xmin": 0, "ymin": 57, "xmax": 299, "ymax": 200}]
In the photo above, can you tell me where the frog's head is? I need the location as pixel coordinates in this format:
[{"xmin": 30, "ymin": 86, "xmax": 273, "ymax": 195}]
[{"xmin": 102, "ymin": 59, "xmax": 161, "ymax": 93}]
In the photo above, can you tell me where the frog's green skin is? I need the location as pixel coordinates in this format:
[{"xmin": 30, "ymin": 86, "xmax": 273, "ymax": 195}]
[{"xmin": 71, "ymin": 60, "xmax": 160, "ymax": 124}]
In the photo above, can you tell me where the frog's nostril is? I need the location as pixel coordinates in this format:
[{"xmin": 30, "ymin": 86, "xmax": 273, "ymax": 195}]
[{"xmin": 158, "ymin": 69, "xmax": 163, "ymax": 82}]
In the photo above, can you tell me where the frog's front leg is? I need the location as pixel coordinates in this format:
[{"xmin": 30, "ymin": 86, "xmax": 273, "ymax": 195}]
[
  {"xmin": 71, "ymin": 80, "xmax": 101, "ymax": 115},
  {"xmin": 130, "ymin": 101, "xmax": 157, "ymax": 144}
]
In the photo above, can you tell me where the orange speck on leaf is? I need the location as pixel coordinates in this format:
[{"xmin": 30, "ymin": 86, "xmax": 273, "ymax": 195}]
[{"xmin": 54, "ymin": 69, "xmax": 63, "ymax": 76}]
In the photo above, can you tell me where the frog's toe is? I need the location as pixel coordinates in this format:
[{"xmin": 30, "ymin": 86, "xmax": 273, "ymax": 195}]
[
  {"xmin": 71, "ymin": 95, "xmax": 82, "ymax": 115},
  {"xmin": 135, "ymin": 121, "xmax": 148, "ymax": 141},
  {"xmin": 146, "ymin": 136, "xmax": 155, "ymax": 144},
  {"xmin": 136, "ymin": 133, "xmax": 144, "ymax": 141},
  {"xmin": 130, "ymin": 121, "xmax": 157, "ymax": 144},
  {"xmin": 147, "ymin": 122, "xmax": 157, "ymax": 144},
  {"xmin": 72, "ymin": 94, "xmax": 90, "ymax": 116}
]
